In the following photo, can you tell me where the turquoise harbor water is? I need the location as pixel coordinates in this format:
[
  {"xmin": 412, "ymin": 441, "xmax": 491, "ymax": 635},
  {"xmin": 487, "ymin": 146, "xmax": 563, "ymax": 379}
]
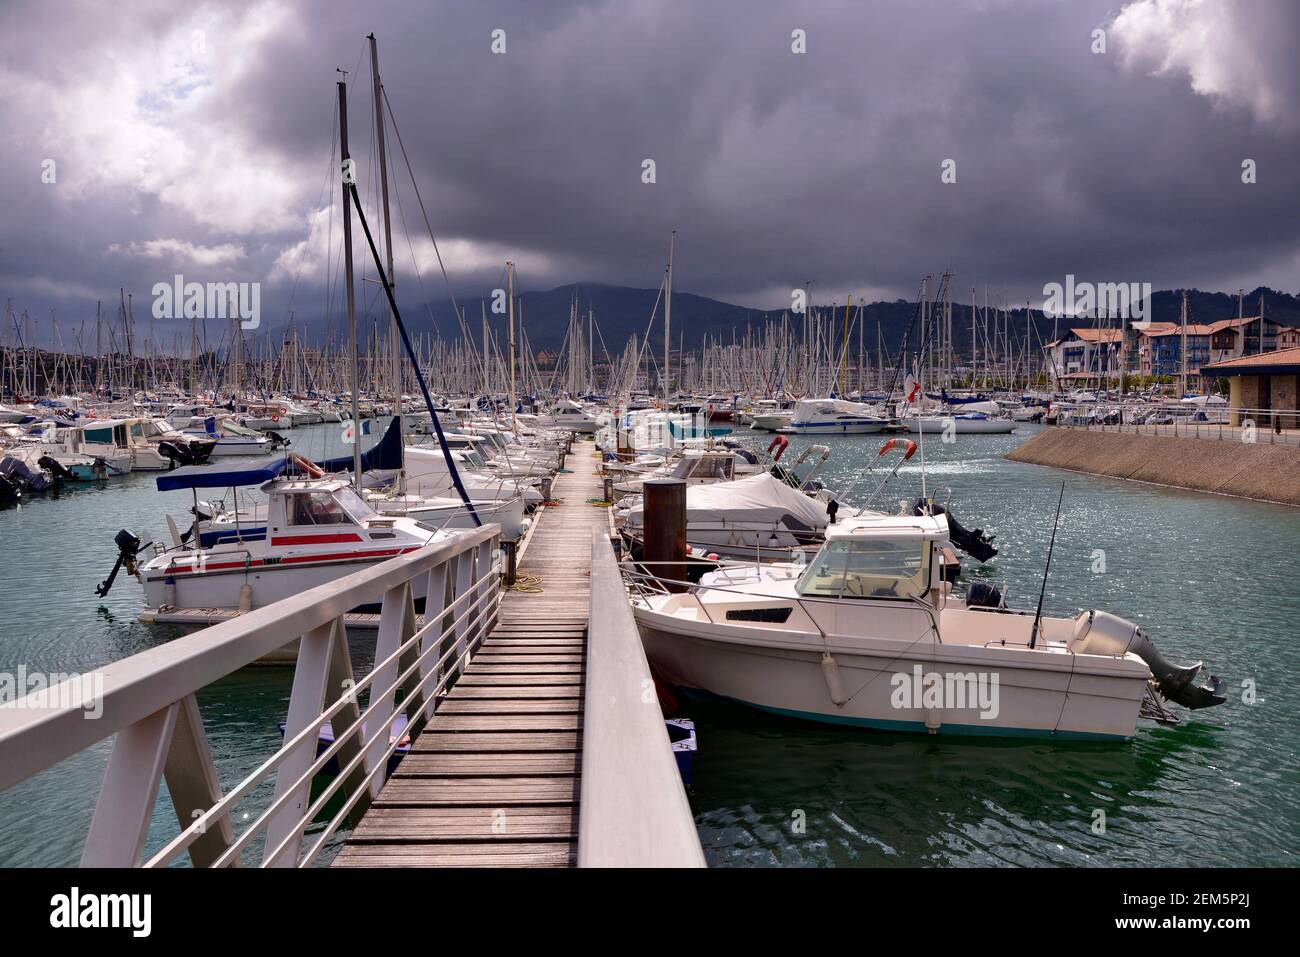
[{"xmin": 0, "ymin": 422, "xmax": 1296, "ymax": 866}]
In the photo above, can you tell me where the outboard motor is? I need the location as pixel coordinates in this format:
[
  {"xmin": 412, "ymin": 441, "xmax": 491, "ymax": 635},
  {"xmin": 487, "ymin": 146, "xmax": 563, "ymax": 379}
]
[
  {"xmin": 95, "ymin": 529, "xmax": 147, "ymax": 598},
  {"xmin": 188, "ymin": 438, "xmax": 218, "ymax": 463},
  {"xmin": 38, "ymin": 455, "xmax": 75, "ymax": 483},
  {"xmin": 0, "ymin": 472, "xmax": 21, "ymax": 507},
  {"xmin": 966, "ymin": 581, "xmax": 1004, "ymax": 609},
  {"xmin": 158, "ymin": 440, "xmax": 194, "ymax": 468},
  {"xmin": 1070, "ymin": 610, "xmax": 1227, "ymax": 710},
  {"xmin": 915, "ymin": 499, "xmax": 997, "ymax": 563}
]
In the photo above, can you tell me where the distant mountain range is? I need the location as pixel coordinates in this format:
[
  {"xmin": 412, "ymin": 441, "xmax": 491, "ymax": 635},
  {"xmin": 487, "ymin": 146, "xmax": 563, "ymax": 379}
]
[{"xmin": 286, "ymin": 283, "xmax": 1300, "ymax": 358}]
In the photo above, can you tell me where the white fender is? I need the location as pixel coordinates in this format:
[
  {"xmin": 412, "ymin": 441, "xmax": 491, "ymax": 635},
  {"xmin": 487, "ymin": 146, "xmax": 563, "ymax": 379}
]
[{"xmin": 820, "ymin": 651, "xmax": 847, "ymax": 706}]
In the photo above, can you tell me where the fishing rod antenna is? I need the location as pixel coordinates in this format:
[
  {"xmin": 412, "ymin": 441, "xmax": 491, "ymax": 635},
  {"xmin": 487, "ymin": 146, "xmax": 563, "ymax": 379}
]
[{"xmin": 1028, "ymin": 481, "xmax": 1066, "ymax": 649}]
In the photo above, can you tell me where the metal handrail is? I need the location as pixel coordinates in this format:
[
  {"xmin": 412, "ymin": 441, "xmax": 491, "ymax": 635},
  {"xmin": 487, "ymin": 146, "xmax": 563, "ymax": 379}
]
[
  {"xmin": 618, "ymin": 561, "xmax": 942, "ymax": 644},
  {"xmin": 0, "ymin": 522, "xmax": 502, "ymax": 867},
  {"xmin": 579, "ymin": 532, "xmax": 705, "ymax": 867},
  {"xmin": 255, "ymin": 584, "xmax": 499, "ymax": 868},
  {"xmin": 145, "ymin": 560, "xmax": 501, "ymax": 868}
]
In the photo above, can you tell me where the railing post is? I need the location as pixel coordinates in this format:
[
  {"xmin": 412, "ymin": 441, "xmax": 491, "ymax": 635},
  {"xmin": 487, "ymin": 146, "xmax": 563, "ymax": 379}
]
[
  {"xmin": 367, "ymin": 582, "xmax": 415, "ymax": 798},
  {"xmin": 474, "ymin": 538, "xmax": 498, "ymax": 648},
  {"xmin": 410, "ymin": 562, "xmax": 450, "ymax": 726},
  {"xmin": 164, "ymin": 693, "xmax": 237, "ymax": 868},
  {"xmin": 81, "ymin": 702, "xmax": 181, "ymax": 867},
  {"xmin": 449, "ymin": 550, "xmax": 474, "ymax": 683},
  {"xmin": 263, "ymin": 617, "xmax": 348, "ymax": 867}
]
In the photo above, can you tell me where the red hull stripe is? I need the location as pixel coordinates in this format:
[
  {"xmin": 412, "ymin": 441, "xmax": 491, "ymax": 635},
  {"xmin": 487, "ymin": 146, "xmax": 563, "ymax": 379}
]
[
  {"xmin": 152, "ymin": 546, "xmax": 419, "ymax": 580},
  {"xmin": 270, "ymin": 533, "xmax": 364, "ymax": 546}
]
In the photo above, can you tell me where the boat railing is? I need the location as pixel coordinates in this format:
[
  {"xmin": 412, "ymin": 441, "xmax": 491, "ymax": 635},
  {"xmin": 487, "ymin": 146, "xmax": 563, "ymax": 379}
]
[
  {"xmin": 0, "ymin": 523, "xmax": 502, "ymax": 867},
  {"xmin": 1056, "ymin": 404, "xmax": 1298, "ymax": 444},
  {"xmin": 620, "ymin": 561, "xmax": 836, "ymax": 642},
  {"xmin": 619, "ymin": 560, "xmax": 954, "ymax": 664}
]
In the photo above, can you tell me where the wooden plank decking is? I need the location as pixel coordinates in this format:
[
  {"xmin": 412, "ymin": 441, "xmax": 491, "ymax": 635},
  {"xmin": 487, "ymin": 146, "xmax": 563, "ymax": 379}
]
[{"xmin": 333, "ymin": 439, "xmax": 608, "ymax": 867}]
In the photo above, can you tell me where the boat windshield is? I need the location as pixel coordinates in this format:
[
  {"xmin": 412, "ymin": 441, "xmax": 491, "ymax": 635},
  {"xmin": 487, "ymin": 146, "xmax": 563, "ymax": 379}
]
[
  {"xmin": 287, "ymin": 487, "xmax": 375, "ymax": 526},
  {"xmin": 796, "ymin": 538, "xmax": 931, "ymax": 600},
  {"xmin": 673, "ymin": 455, "xmax": 733, "ymax": 480},
  {"xmin": 334, "ymin": 486, "xmax": 377, "ymax": 522}
]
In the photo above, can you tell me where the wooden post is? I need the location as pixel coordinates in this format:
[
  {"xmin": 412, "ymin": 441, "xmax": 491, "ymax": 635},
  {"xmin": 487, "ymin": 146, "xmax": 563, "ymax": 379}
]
[
  {"xmin": 504, "ymin": 539, "xmax": 518, "ymax": 586},
  {"xmin": 644, "ymin": 478, "xmax": 687, "ymax": 592}
]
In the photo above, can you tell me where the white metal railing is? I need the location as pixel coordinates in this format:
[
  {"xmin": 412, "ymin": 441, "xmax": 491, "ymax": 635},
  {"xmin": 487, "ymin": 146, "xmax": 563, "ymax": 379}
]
[
  {"xmin": 1054, "ymin": 404, "xmax": 1299, "ymax": 445},
  {"xmin": 579, "ymin": 532, "xmax": 705, "ymax": 867},
  {"xmin": 0, "ymin": 523, "xmax": 502, "ymax": 867}
]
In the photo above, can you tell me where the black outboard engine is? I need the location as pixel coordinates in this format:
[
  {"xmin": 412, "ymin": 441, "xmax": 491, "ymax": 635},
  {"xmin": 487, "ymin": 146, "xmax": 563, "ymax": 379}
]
[
  {"xmin": 38, "ymin": 455, "xmax": 75, "ymax": 483},
  {"xmin": 188, "ymin": 438, "xmax": 218, "ymax": 463},
  {"xmin": 0, "ymin": 472, "xmax": 21, "ymax": 507},
  {"xmin": 966, "ymin": 581, "xmax": 1004, "ymax": 609},
  {"xmin": 95, "ymin": 529, "xmax": 147, "ymax": 598},
  {"xmin": 0, "ymin": 454, "xmax": 53, "ymax": 492},
  {"xmin": 915, "ymin": 499, "xmax": 997, "ymax": 563},
  {"xmin": 157, "ymin": 440, "xmax": 194, "ymax": 468},
  {"xmin": 1070, "ymin": 610, "xmax": 1228, "ymax": 711}
]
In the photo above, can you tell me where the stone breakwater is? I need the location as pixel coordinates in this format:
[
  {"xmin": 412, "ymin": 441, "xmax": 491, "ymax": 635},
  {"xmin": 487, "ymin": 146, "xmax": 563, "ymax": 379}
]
[{"xmin": 1005, "ymin": 428, "xmax": 1300, "ymax": 507}]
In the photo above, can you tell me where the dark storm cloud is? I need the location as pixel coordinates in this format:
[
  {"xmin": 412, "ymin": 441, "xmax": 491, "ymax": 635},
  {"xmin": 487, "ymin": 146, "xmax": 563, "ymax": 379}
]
[{"xmin": 1, "ymin": 0, "xmax": 1297, "ymax": 341}]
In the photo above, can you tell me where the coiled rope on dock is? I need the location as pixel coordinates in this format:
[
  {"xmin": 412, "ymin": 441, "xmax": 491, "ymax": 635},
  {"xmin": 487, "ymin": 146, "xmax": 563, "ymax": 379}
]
[{"xmin": 508, "ymin": 573, "xmax": 544, "ymax": 593}]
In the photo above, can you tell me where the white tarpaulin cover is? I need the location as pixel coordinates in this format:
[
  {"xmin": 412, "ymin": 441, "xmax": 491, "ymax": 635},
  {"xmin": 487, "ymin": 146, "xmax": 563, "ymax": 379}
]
[{"xmin": 624, "ymin": 471, "xmax": 829, "ymax": 531}]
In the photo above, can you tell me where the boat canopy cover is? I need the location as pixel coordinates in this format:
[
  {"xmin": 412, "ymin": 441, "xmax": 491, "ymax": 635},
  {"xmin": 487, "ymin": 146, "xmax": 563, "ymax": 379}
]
[
  {"xmin": 317, "ymin": 415, "xmax": 403, "ymax": 474},
  {"xmin": 624, "ymin": 471, "xmax": 829, "ymax": 530},
  {"xmin": 156, "ymin": 455, "xmax": 290, "ymax": 491},
  {"xmin": 930, "ymin": 390, "xmax": 990, "ymax": 405}
]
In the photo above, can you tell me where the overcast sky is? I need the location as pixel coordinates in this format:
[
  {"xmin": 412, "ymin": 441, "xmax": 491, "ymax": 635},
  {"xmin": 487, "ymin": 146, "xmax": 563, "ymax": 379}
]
[{"xmin": 2, "ymin": 0, "xmax": 1298, "ymax": 339}]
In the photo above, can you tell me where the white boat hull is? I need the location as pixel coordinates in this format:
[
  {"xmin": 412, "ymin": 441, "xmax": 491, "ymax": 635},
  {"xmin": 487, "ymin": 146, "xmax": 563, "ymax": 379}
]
[
  {"xmin": 633, "ymin": 608, "xmax": 1146, "ymax": 740},
  {"xmin": 902, "ymin": 415, "xmax": 1016, "ymax": 434},
  {"xmin": 782, "ymin": 420, "xmax": 886, "ymax": 435},
  {"xmin": 143, "ymin": 546, "xmax": 431, "ymax": 611},
  {"xmin": 748, "ymin": 414, "xmax": 792, "ymax": 432}
]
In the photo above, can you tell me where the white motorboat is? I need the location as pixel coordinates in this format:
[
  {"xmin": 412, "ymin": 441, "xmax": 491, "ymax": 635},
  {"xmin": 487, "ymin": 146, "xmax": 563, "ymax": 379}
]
[
  {"xmin": 611, "ymin": 447, "xmax": 761, "ymax": 502},
  {"xmin": 399, "ymin": 445, "xmax": 546, "ymax": 507},
  {"xmin": 902, "ymin": 402, "xmax": 1017, "ymax": 434},
  {"xmin": 901, "ymin": 413, "xmax": 1016, "ymax": 435},
  {"xmin": 115, "ymin": 456, "xmax": 471, "ymax": 613},
  {"xmin": 543, "ymin": 399, "xmax": 600, "ymax": 434},
  {"xmin": 629, "ymin": 512, "xmax": 1225, "ymax": 740},
  {"xmin": 178, "ymin": 416, "xmax": 282, "ymax": 456},
  {"xmin": 14, "ymin": 421, "xmax": 132, "ymax": 478},
  {"xmin": 78, "ymin": 417, "xmax": 217, "ymax": 470},
  {"xmin": 782, "ymin": 398, "xmax": 888, "ymax": 434}
]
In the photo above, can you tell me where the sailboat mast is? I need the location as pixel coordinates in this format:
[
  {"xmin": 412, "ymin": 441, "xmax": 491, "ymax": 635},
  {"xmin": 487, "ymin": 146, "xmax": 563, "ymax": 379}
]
[
  {"xmin": 338, "ymin": 79, "xmax": 363, "ymax": 490},
  {"xmin": 664, "ymin": 230, "xmax": 675, "ymax": 403},
  {"xmin": 507, "ymin": 261, "xmax": 517, "ymax": 418},
  {"xmin": 368, "ymin": 33, "xmax": 403, "ymax": 480}
]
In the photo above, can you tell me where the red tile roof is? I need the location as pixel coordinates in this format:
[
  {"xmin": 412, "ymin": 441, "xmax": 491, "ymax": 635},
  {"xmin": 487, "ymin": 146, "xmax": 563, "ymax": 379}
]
[
  {"xmin": 1068, "ymin": 327, "xmax": 1124, "ymax": 343},
  {"xmin": 1201, "ymin": 346, "xmax": 1300, "ymax": 371}
]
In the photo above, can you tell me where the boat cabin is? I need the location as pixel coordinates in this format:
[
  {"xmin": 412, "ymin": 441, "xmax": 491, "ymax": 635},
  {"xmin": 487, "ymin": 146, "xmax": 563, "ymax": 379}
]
[
  {"xmin": 796, "ymin": 514, "xmax": 948, "ymax": 602},
  {"xmin": 668, "ymin": 450, "xmax": 738, "ymax": 481}
]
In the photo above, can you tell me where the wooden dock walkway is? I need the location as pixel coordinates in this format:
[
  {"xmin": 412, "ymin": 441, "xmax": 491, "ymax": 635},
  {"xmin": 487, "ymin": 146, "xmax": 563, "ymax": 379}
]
[{"xmin": 334, "ymin": 440, "xmax": 608, "ymax": 867}]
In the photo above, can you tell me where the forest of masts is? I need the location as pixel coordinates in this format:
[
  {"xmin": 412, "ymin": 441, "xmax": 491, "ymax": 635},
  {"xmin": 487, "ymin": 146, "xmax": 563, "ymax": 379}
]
[{"xmin": 3, "ymin": 273, "xmax": 1056, "ymax": 402}]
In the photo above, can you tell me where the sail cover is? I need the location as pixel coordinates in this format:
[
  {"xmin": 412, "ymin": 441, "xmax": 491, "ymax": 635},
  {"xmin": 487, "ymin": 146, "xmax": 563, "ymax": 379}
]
[
  {"xmin": 156, "ymin": 455, "xmax": 290, "ymax": 491},
  {"xmin": 317, "ymin": 415, "xmax": 403, "ymax": 474},
  {"xmin": 624, "ymin": 471, "xmax": 829, "ymax": 531}
]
